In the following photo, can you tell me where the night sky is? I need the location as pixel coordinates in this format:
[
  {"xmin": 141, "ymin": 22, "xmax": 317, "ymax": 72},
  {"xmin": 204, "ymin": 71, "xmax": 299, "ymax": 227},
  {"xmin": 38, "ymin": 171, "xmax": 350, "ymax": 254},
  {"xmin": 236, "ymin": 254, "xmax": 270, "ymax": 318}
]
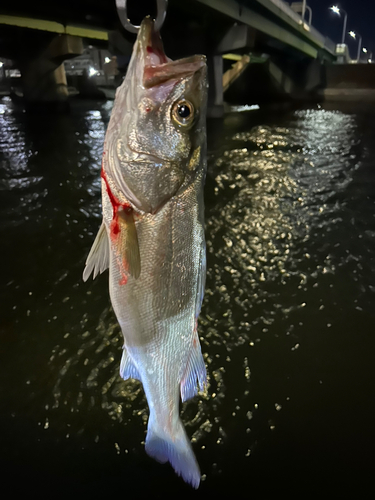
[{"xmin": 306, "ymin": 0, "xmax": 375, "ymax": 59}]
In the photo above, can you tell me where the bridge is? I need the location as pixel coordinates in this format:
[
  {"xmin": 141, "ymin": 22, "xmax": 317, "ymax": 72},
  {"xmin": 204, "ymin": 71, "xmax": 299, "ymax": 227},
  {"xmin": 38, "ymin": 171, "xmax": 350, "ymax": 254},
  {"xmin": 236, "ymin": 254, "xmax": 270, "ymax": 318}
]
[{"xmin": 0, "ymin": 0, "xmax": 338, "ymax": 113}]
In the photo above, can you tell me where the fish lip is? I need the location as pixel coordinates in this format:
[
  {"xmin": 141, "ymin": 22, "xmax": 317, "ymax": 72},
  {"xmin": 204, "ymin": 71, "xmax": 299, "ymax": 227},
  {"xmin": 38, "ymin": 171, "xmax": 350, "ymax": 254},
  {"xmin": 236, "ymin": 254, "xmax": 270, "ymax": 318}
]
[
  {"xmin": 138, "ymin": 18, "xmax": 206, "ymax": 88},
  {"xmin": 143, "ymin": 55, "xmax": 207, "ymax": 89},
  {"xmin": 138, "ymin": 17, "xmax": 168, "ymax": 68}
]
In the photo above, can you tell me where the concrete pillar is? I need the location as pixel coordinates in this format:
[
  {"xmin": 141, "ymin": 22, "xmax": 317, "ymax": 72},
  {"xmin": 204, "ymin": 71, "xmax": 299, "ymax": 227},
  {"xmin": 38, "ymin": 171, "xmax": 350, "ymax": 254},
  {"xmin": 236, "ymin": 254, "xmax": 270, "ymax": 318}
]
[
  {"xmin": 207, "ymin": 23, "xmax": 256, "ymax": 118},
  {"xmin": 20, "ymin": 34, "xmax": 83, "ymax": 109},
  {"xmin": 207, "ymin": 54, "xmax": 224, "ymax": 118},
  {"xmin": 21, "ymin": 58, "xmax": 68, "ymax": 103},
  {"xmin": 303, "ymin": 58, "xmax": 324, "ymax": 92}
]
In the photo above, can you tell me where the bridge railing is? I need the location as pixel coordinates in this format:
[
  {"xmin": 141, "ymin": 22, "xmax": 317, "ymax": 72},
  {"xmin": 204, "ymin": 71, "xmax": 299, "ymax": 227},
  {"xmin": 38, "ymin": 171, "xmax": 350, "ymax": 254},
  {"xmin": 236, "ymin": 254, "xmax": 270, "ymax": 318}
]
[
  {"xmin": 268, "ymin": 0, "xmax": 305, "ymax": 25},
  {"xmin": 266, "ymin": 0, "xmax": 336, "ymax": 54}
]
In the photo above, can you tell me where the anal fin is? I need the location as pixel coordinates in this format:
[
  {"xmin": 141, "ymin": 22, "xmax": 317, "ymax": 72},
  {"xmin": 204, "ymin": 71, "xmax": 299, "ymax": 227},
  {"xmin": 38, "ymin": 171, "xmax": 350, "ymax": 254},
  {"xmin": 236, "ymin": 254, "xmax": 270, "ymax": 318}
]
[
  {"xmin": 120, "ymin": 347, "xmax": 141, "ymax": 381},
  {"xmin": 180, "ymin": 334, "xmax": 207, "ymax": 403},
  {"xmin": 83, "ymin": 222, "xmax": 109, "ymax": 281}
]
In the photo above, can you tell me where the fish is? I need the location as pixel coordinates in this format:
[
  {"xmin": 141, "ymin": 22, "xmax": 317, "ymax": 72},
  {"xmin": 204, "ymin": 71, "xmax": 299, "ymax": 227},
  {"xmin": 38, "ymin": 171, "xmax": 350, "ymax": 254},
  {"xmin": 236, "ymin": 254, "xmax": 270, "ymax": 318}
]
[{"xmin": 83, "ymin": 17, "xmax": 208, "ymax": 488}]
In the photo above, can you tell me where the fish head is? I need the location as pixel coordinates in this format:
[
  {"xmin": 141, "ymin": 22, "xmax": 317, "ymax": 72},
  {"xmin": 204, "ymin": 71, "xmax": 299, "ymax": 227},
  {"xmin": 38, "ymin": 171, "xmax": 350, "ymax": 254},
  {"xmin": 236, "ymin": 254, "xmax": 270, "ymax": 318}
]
[{"xmin": 108, "ymin": 17, "xmax": 207, "ymax": 214}]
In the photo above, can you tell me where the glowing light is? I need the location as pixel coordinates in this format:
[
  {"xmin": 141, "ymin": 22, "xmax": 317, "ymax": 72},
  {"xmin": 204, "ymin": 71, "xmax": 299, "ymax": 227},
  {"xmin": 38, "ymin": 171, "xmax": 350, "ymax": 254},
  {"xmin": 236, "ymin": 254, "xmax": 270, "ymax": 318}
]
[
  {"xmin": 363, "ymin": 48, "xmax": 368, "ymax": 53},
  {"xmin": 349, "ymin": 31, "xmax": 356, "ymax": 39},
  {"xmin": 330, "ymin": 6, "xmax": 348, "ymax": 45},
  {"xmin": 330, "ymin": 6, "xmax": 340, "ymax": 15},
  {"xmin": 230, "ymin": 104, "xmax": 260, "ymax": 112},
  {"xmin": 104, "ymin": 57, "xmax": 111, "ymax": 64},
  {"xmin": 88, "ymin": 67, "xmax": 98, "ymax": 77}
]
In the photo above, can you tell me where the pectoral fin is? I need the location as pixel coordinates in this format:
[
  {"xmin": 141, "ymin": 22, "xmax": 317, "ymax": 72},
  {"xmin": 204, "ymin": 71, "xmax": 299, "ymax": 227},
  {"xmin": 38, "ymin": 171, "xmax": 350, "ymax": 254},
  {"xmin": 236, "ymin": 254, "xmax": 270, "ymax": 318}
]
[
  {"xmin": 117, "ymin": 208, "xmax": 141, "ymax": 280},
  {"xmin": 82, "ymin": 222, "xmax": 109, "ymax": 281}
]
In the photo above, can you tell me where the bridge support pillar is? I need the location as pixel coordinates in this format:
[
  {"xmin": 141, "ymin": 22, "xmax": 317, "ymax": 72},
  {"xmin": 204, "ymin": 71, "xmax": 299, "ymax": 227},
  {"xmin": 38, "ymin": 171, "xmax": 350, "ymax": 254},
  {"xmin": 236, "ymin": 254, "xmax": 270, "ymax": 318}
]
[
  {"xmin": 224, "ymin": 55, "xmax": 326, "ymax": 105},
  {"xmin": 21, "ymin": 59, "xmax": 69, "ymax": 106},
  {"xmin": 20, "ymin": 34, "xmax": 83, "ymax": 110},
  {"xmin": 206, "ymin": 23, "xmax": 256, "ymax": 117},
  {"xmin": 207, "ymin": 54, "xmax": 224, "ymax": 118}
]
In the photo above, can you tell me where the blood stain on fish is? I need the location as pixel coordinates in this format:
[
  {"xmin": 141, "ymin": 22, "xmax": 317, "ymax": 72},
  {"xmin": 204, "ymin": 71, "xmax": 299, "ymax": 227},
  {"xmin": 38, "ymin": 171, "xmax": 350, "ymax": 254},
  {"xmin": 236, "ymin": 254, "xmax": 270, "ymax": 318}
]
[
  {"xmin": 101, "ymin": 168, "xmax": 132, "ymax": 241},
  {"xmin": 119, "ymin": 276, "xmax": 128, "ymax": 286}
]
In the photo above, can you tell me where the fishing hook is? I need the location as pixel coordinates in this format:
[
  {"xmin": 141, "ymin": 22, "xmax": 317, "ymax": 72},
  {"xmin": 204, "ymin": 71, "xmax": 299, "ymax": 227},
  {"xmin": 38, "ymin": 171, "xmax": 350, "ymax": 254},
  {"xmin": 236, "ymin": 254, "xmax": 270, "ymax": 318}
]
[{"xmin": 115, "ymin": 0, "xmax": 168, "ymax": 33}]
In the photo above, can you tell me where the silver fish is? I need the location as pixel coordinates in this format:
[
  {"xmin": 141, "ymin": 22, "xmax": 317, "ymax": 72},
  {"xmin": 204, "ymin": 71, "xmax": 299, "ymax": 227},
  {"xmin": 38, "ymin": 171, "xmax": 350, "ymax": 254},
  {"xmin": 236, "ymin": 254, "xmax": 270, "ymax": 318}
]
[{"xmin": 83, "ymin": 18, "xmax": 207, "ymax": 488}]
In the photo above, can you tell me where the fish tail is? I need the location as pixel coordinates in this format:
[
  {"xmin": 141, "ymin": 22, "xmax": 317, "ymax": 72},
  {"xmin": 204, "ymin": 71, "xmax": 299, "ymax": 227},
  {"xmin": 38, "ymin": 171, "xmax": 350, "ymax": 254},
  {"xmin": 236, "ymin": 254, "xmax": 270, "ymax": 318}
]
[{"xmin": 145, "ymin": 416, "xmax": 201, "ymax": 488}]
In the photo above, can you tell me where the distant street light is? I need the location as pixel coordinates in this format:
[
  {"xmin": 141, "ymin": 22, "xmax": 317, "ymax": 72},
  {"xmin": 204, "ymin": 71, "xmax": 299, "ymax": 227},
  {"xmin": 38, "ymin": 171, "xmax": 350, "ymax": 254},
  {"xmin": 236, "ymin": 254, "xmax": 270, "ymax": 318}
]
[
  {"xmin": 362, "ymin": 47, "xmax": 372, "ymax": 63},
  {"xmin": 349, "ymin": 31, "xmax": 362, "ymax": 62},
  {"xmin": 330, "ymin": 5, "xmax": 348, "ymax": 44},
  {"xmin": 88, "ymin": 67, "xmax": 98, "ymax": 77}
]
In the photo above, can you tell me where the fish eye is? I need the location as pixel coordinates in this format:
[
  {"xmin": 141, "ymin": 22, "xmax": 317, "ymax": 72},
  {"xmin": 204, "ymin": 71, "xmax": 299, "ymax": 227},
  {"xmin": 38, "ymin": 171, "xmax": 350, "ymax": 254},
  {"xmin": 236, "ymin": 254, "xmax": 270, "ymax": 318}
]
[{"xmin": 171, "ymin": 99, "xmax": 195, "ymax": 128}]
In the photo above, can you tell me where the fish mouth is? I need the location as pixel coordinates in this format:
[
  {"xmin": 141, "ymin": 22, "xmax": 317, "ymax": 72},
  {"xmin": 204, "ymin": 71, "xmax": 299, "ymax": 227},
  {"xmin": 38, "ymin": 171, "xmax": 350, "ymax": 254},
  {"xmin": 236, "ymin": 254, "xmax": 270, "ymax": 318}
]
[{"xmin": 138, "ymin": 17, "xmax": 206, "ymax": 88}]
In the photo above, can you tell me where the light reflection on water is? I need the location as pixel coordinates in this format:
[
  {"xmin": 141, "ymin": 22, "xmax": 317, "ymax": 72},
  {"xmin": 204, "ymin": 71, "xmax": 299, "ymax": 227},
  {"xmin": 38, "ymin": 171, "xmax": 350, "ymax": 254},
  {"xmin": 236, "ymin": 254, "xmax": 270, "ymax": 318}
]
[{"xmin": 1, "ymin": 98, "xmax": 374, "ymax": 496}]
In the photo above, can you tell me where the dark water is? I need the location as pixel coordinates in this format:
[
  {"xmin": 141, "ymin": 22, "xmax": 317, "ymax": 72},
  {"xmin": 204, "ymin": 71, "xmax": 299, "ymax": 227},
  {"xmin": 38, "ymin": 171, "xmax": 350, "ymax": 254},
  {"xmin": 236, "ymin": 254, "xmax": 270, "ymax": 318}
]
[{"xmin": 1, "ymin": 96, "xmax": 375, "ymax": 497}]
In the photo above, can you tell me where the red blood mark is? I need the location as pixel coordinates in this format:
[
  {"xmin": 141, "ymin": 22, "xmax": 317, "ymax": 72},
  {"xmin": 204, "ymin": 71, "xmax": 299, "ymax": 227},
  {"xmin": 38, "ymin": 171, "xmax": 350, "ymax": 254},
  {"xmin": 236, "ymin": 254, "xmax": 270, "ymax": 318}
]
[
  {"xmin": 101, "ymin": 167, "xmax": 133, "ymax": 287},
  {"xmin": 146, "ymin": 46, "xmax": 154, "ymax": 54},
  {"xmin": 119, "ymin": 276, "xmax": 128, "ymax": 286},
  {"xmin": 101, "ymin": 168, "xmax": 132, "ymax": 242},
  {"xmin": 145, "ymin": 107, "xmax": 151, "ymax": 113},
  {"xmin": 118, "ymin": 259, "xmax": 130, "ymax": 286},
  {"xmin": 110, "ymin": 218, "xmax": 120, "ymax": 237},
  {"xmin": 101, "ymin": 168, "xmax": 120, "ymax": 218}
]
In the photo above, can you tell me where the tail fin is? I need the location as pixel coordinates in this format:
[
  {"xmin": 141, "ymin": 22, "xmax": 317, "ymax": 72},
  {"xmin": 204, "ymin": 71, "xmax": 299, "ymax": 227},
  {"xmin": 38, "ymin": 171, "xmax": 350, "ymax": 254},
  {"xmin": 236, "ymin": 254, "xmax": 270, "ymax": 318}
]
[{"xmin": 145, "ymin": 417, "xmax": 201, "ymax": 489}]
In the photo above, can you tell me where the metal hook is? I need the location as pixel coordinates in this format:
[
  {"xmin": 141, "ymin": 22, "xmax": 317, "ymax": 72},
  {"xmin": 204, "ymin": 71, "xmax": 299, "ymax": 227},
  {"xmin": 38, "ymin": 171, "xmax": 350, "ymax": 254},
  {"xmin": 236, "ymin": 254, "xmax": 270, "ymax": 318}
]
[{"xmin": 115, "ymin": 0, "xmax": 168, "ymax": 34}]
